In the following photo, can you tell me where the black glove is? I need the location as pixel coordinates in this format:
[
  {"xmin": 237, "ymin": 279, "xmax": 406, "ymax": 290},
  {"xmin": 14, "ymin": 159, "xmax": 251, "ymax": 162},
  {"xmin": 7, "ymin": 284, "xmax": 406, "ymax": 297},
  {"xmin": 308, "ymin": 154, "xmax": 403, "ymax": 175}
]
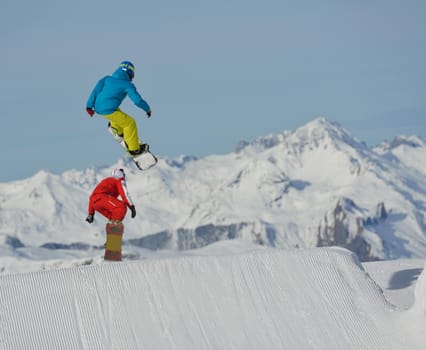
[
  {"xmin": 146, "ymin": 110, "xmax": 151, "ymax": 118},
  {"xmin": 130, "ymin": 205, "xmax": 136, "ymax": 218},
  {"xmin": 86, "ymin": 214, "xmax": 94, "ymax": 223}
]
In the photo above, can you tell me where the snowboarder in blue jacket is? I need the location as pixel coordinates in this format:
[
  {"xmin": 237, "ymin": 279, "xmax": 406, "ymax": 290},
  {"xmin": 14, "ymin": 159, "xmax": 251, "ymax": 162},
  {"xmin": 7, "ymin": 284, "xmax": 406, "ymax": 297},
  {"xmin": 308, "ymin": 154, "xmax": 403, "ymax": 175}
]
[{"xmin": 86, "ymin": 61, "xmax": 152, "ymax": 155}]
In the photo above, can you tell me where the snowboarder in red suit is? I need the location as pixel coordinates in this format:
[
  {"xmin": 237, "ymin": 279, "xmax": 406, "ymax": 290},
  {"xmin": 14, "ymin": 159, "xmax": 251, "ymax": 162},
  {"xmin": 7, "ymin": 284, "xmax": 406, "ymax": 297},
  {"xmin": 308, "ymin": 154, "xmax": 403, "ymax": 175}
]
[{"xmin": 85, "ymin": 168, "xmax": 136, "ymax": 223}]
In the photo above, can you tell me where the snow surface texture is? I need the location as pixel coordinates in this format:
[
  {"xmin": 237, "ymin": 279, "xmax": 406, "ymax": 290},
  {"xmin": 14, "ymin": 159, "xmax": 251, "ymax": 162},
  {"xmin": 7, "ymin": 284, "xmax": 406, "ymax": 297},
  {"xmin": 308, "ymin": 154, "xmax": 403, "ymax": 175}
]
[
  {"xmin": 0, "ymin": 247, "xmax": 424, "ymax": 350},
  {"xmin": 1, "ymin": 118, "xmax": 426, "ymax": 267}
]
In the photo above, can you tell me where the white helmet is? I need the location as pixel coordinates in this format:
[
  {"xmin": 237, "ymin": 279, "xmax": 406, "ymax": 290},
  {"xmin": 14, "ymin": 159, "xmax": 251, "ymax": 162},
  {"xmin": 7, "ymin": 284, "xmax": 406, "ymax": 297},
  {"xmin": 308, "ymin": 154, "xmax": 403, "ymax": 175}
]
[{"xmin": 112, "ymin": 168, "xmax": 125, "ymax": 179}]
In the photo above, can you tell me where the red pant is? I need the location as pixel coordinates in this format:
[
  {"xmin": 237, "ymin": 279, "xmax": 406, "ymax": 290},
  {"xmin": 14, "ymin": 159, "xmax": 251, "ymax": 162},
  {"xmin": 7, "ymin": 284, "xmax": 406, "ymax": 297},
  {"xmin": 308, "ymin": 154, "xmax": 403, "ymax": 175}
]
[{"xmin": 91, "ymin": 194, "xmax": 127, "ymax": 221}]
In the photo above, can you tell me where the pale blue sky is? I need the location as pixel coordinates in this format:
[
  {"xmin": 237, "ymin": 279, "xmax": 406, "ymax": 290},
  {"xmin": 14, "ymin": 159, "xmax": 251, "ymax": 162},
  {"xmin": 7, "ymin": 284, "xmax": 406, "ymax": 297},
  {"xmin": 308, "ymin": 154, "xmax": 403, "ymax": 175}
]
[{"xmin": 1, "ymin": 0, "xmax": 425, "ymax": 182}]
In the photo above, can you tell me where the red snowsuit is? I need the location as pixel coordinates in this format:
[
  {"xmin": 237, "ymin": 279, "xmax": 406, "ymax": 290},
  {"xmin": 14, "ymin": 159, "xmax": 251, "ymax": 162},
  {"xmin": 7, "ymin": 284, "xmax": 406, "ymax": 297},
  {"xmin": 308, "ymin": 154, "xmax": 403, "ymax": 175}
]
[{"xmin": 88, "ymin": 176, "xmax": 134, "ymax": 221}]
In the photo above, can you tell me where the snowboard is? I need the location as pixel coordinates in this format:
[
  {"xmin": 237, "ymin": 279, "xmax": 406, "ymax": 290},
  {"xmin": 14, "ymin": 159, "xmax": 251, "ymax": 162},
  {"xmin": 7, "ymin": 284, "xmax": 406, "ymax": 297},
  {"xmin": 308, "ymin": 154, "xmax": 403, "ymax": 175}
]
[
  {"xmin": 131, "ymin": 147, "xmax": 158, "ymax": 171},
  {"xmin": 104, "ymin": 221, "xmax": 124, "ymax": 261},
  {"xmin": 120, "ymin": 141, "xmax": 158, "ymax": 171},
  {"xmin": 108, "ymin": 124, "xmax": 158, "ymax": 170}
]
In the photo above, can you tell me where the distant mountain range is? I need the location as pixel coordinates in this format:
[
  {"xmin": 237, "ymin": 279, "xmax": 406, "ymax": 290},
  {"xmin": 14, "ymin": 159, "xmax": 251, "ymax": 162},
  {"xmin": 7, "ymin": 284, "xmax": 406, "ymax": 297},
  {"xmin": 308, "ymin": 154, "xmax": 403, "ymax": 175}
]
[{"xmin": 1, "ymin": 117, "xmax": 425, "ymax": 261}]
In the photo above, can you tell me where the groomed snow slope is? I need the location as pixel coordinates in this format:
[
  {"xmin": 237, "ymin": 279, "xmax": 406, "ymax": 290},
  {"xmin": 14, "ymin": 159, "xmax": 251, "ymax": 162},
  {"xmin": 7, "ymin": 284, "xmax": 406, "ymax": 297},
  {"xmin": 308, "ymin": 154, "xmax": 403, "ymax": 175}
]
[{"xmin": 0, "ymin": 248, "xmax": 424, "ymax": 350}]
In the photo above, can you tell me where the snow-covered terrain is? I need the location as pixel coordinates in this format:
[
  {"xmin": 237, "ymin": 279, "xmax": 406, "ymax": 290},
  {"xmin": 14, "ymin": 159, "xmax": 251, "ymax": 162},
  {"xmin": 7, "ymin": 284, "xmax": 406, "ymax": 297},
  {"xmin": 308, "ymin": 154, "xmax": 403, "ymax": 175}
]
[
  {"xmin": 1, "ymin": 118, "xmax": 425, "ymax": 268},
  {"xmin": 1, "ymin": 118, "xmax": 425, "ymax": 349},
  {"xmin": 0, "ymin": 245, "xmax": 424, "ymax": 349}
]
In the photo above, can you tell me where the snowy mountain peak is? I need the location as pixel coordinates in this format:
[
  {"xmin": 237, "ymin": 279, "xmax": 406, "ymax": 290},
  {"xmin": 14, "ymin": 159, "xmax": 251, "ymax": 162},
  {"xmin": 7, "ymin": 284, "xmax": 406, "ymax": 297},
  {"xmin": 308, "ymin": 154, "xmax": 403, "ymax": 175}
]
[
  {"xmin": 378, "ymin": 135, "xmax": 426, "ymax": 151},
  {"xmin": 235, "ymin": 117, "xmax": 367, "ymax": 156},
  {"xmin": 290, "ymin": 117, "xmax": 367, "ymax": 151},
  {"xmin": 374, "ymin": 134, "xmax": 426, "ymax": 177}
]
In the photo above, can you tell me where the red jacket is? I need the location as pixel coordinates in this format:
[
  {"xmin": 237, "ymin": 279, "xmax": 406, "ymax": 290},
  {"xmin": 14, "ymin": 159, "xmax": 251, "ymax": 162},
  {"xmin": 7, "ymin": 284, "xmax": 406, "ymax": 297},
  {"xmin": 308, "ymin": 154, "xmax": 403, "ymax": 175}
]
[{"xmin": 88, "ymin": 177, "xmax": 134, "ymax": 215}]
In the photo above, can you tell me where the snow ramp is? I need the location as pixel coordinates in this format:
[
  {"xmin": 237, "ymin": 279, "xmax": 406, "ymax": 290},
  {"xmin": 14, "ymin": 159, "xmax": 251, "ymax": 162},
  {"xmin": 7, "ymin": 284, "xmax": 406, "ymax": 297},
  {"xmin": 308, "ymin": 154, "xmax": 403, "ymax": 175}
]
[{"xmin": 0, "ymin": 247, "xmax": 422, "ymax": 350}]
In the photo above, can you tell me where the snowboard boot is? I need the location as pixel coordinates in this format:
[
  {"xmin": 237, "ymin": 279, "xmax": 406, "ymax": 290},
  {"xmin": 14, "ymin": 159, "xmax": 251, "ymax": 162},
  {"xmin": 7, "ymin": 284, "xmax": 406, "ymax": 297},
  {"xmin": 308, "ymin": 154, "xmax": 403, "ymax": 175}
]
[
  {"xmin": 129, "ymin": 143, "xmax": 149, "ymax": 156},
  {"xmin": 108, "ymin": 123, "xmax": 124, "ymax": 142}
]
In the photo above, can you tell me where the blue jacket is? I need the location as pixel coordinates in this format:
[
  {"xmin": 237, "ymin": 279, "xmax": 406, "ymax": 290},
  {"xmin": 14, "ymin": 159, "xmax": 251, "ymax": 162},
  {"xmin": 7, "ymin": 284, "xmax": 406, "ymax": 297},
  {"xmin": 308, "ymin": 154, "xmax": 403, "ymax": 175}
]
[{"xmin": 86, "ymin": 68, "xmax": 151, "ymax": 115}]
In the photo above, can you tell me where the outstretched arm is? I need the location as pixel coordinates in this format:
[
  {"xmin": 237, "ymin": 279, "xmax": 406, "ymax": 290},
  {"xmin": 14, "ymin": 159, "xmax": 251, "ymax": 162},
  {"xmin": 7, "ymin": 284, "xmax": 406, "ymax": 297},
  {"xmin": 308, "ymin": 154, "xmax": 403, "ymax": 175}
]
[{"xmin": 127, "ymin": 84, "xmax": 151, "ymax": 114}]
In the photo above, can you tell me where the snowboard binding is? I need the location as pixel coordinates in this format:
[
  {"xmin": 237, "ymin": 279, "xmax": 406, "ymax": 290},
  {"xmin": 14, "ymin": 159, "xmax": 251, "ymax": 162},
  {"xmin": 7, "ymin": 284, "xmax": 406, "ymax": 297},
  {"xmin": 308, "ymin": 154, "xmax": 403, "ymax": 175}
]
[{"xmin": 108, "ymin": 123, "xmax": 124, "ymax": 142}]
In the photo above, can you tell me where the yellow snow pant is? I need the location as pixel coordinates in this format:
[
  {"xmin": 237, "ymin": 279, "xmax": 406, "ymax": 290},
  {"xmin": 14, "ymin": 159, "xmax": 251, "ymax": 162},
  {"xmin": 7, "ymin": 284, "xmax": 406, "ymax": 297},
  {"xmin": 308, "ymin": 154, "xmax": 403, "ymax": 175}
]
[{"xmin": 103, "ymin": 109, "xmax": 140, "ymax": 152}]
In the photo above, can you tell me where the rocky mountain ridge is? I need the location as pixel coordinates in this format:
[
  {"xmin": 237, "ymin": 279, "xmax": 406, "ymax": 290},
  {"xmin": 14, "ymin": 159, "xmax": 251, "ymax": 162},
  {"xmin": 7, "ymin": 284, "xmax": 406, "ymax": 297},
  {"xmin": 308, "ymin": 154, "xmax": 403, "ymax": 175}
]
[{"xmin": 1, "ymin": 118, "xmax": 425, "ymax": 261}]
